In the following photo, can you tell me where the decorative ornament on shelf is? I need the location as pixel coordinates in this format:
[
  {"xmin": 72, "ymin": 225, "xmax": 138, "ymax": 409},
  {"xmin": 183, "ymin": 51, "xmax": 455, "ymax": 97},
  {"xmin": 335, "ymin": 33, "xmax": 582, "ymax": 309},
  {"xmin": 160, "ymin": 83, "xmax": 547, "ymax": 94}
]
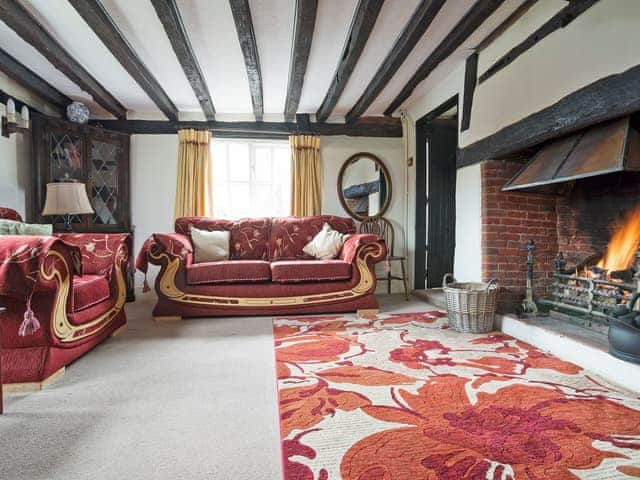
[
  {"xmin": 66, "ymin": 101, "xmax": 90, "ymax": 124},
  {"xmin": 2, "ymin": 97, "xmax": 30, "ymax": 138}
]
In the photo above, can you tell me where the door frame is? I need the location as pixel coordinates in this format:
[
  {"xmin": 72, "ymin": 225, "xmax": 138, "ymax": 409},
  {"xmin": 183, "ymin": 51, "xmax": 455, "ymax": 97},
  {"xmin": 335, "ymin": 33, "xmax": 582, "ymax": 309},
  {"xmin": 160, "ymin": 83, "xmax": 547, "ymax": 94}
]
[{"xmin": 414, "ymin": 95, "xmax": 458, "ymax": 289}]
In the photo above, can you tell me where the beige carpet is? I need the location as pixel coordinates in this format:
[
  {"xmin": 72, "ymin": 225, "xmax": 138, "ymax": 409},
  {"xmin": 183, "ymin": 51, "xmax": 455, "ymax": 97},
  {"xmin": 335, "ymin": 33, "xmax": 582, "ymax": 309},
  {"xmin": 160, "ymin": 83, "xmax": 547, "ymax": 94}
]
[{"xmin": 0, "ymin": 292, "xmax": 420, "ymax": 480}]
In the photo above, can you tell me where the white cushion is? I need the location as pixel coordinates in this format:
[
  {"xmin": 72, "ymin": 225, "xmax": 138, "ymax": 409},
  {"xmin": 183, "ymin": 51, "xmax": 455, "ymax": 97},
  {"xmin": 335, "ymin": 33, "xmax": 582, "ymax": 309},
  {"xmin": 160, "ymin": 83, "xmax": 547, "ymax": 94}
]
[
  {"xmin": 191, "ymin": 227, "xmax": 230, "ymax": 263},
  {"xmin": 303, "ymin": 223, "xmax": 350, "ymax": 260}
]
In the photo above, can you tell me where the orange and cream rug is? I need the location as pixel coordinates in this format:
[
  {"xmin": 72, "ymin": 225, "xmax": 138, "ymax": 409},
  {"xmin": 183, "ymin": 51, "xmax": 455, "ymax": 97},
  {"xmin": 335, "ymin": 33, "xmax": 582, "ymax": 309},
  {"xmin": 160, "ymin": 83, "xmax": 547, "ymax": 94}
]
[{"xmin": 273, "ymin": 311, "xmax": 640, "ymax": 480}]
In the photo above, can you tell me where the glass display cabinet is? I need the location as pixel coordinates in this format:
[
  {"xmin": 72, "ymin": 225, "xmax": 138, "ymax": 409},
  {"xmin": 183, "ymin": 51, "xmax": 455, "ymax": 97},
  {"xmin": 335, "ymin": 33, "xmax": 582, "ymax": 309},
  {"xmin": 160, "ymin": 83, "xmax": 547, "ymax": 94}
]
[{"xmin": 30, "ymin": 114, "xmax": 131, "ymax": 233}]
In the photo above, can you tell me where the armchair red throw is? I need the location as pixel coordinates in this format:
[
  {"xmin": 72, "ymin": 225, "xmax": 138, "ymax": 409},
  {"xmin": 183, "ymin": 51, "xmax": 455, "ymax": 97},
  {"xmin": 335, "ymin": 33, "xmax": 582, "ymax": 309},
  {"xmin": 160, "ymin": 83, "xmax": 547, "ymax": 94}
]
[
  {"xmin": 0, "ymin": 208, "xmax": 130, "ymax": 388},
  {"xmin": 137, "ymin": 215, "xmax": 387, "ymax": 319}
]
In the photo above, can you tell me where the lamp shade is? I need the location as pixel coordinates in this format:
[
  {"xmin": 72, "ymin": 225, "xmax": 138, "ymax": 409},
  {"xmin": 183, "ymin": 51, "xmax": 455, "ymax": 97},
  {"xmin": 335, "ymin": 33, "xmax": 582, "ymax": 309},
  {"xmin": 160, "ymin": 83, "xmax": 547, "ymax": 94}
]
[{"xmin": 41, "ymin": 182, "xmax": 94, "ymax": 216}]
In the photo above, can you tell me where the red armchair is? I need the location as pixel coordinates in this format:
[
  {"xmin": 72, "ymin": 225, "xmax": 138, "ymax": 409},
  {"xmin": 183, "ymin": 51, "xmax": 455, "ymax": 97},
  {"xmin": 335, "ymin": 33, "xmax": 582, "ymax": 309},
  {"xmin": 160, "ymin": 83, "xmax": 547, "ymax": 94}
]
[
  {"xmin": 137, "ymin": 215, "xmax": 387, "ymax": 319},
  {"xmin": 0, "ymin": 208, "xmax": 130, "ymax": 389}
]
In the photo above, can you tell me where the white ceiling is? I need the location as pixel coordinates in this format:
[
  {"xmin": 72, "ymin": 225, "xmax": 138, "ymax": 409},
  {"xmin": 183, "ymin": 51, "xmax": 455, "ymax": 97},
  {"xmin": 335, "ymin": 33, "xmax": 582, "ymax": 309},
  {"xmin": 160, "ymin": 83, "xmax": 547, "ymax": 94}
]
[{"xmin": 0, "ymin": 0, "xmax": 528, "ymax": 121}]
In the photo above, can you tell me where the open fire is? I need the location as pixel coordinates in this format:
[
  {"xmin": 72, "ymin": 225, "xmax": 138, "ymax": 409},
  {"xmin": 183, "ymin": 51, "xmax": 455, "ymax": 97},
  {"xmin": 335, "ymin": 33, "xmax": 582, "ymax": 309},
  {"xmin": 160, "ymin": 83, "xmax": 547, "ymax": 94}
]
[{"xmin": 542, "ymin": 204, "xmax": 640, "ymax": 325}]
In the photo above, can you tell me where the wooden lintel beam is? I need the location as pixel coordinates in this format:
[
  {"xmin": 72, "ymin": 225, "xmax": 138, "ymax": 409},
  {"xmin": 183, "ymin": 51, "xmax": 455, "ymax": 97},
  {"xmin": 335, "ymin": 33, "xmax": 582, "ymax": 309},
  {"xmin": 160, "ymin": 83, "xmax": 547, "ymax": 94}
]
[
  {"xmin": 478, "ymin": 0, "xmax": 599, "ymax": 83},
  {"xmin": 457, "ymin": 64, "xmax": 640, "ymax": 168},
  {"xmin": 460, "ymin": 52, "xmax": 478, "ymax": 132},
  {"xmin": 346, "ymin": 0, "xmax": 445, "ymax": 123},
  {"xmin": 90, "ymin": 116, "xmax": 402, "ymax": 137},
  {"xmin": 384, "ymin": 0, "xmax": 504, "ymax": 116},
  {"xmin": 284, "ymin": 0, "xmax": 318, "ymax": 122},
  {"xmin": 0, "ymin": 1, "xmax": 126, "ymax": 118},
  {"xmin": 316, "ymin": 0, "xmax": 385, "ymax": 122},
  {"xmin": 229, "ymin": 0, "xmax": 264, "ymax": 122},
  {"xmin": 151, "ymin": 0, "xmax": 216, "ymax": 120},
  {"xmin": 70, "ymin": 0, "xmax": 179, "ymax": 121},
  {"xmin": 0, "ymin": 48, "xmax": 71, "ymax": 109}
]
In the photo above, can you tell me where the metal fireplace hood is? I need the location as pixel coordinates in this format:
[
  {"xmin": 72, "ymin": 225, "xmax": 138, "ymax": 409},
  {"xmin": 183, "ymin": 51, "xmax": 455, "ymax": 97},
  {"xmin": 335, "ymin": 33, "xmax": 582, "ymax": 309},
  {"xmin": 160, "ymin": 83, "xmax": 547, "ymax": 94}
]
[{"xmin": 503, "ymin": 116, "xmax": 640, "ymax": 192}]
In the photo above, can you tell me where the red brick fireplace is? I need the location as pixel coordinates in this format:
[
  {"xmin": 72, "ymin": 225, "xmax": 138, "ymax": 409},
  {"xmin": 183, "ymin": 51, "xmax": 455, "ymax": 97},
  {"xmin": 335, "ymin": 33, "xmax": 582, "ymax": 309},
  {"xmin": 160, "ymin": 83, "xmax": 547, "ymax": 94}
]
[{"xmin": 481, "ymin": 159, "xmax": 640, "ymax": 313}]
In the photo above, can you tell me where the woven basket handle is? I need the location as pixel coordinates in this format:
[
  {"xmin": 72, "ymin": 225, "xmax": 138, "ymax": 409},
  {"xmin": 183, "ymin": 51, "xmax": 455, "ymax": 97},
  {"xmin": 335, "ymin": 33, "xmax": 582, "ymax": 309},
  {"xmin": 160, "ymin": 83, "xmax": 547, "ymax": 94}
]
[
  {"xmin": 486, "ymin": 279, "xmax": 499, "ymax": 292},
  {"xmin": 442, "ymin": 273, "xmax": 455, "ymax": 289}
]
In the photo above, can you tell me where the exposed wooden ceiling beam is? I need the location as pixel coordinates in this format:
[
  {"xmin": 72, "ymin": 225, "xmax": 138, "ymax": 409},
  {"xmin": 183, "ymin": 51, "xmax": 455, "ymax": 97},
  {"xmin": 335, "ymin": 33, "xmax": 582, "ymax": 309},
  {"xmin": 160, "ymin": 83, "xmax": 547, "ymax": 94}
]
[
  {"xmin": 229, "ymin": 0, "xmax": 264, "ymax": 122},
  {"xmin": 474, "ymin": 0, "xmax": 538, "ymax": 53},
  {"xmin": 151, "ymin": 0, "xmax": 216, "ymax": 120},
  {"xmin": 316, "ymin": 0, "xmax": 385, "ymax": 122},
  {"xmin": 0, "ymin": 48, "xmax": 71, "ymax": 109},
  {"xmin": 458, "ymin": 64, "xmax": 640, "ymax": 168},
  {"xmin": 92, "ymin": 116, "xmax": 402, "ymax": 137},
  {"xmin": 284, "ymin": 0, "xmax": 318, "ymax": 122},
  {"xmin": 478, "ymin": 0, "xmax": 599, "ymax": 84},
  {"xmin": 69, "ymin": 0, "xmax": 178, "ymax": 121},
  {"xmin": 0, "ymin": 1, "xmax": 126, "ymax": 118},
  {"xmin": 384, "ymin": 0, "xmax": 504, "ymax": 116},
  {"xmin": 345, "ymin": 0, "xmax": 445, "ymax": 123}
]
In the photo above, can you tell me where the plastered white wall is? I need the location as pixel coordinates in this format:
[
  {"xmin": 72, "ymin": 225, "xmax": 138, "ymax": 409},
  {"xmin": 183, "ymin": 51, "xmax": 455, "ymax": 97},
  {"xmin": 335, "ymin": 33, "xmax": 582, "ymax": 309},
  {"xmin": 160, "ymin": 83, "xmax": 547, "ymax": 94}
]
[
  {"xmin": 130, "ymin": 134, "xmax": 178, "ymax": 286},
  {"xmin": 462, "ymin": 0, "xmax": 640, "ymax": 146},
  {"xmin": 454, "ymin": 164, "xmax": 482, "ymax": 282},
  {"xmin": 0, "ymin": 71, "xmax": 59, "ymax": 219}
]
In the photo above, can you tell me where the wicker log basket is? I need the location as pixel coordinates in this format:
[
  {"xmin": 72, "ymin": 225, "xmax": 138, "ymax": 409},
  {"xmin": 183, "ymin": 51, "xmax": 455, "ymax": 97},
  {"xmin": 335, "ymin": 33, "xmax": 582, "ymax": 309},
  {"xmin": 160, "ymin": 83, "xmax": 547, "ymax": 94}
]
[{"xmin": 442, "ymin": 274, "xmax": 499, "ymax": 333}]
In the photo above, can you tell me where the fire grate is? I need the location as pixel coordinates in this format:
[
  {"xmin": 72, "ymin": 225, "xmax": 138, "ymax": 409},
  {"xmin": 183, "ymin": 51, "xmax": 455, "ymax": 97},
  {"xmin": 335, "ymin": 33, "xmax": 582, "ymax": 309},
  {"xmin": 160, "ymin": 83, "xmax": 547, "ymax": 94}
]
[{"xmin": 539, "ymin": 252, "xmax": 637, "ymax": 330}]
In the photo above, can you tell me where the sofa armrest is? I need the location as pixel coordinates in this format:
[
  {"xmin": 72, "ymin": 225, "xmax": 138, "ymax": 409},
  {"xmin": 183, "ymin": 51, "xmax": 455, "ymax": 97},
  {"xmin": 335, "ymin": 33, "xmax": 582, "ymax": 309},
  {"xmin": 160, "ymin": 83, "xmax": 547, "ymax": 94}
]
[
  {"xmin": 56, "ymin": 233, "xmax": 132, "ymax": 277},
  {"xmin": 0, "ymin": 236, "xmax": 82, "ymax": 299},
  {"xmin": 136, "ymin": 233, "xmax": 193, "ymax": 273},
  {"xmin": 340, "ymin": 234, "xmax": 387, "ymax": 264}
]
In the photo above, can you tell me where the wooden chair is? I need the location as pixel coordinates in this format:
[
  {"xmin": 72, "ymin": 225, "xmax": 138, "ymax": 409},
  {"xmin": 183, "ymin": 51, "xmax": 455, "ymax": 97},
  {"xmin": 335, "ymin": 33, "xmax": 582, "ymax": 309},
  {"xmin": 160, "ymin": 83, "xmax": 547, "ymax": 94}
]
[{"xmin": 359, "ymin": 217, "xmax": 409, "ymax": 300}]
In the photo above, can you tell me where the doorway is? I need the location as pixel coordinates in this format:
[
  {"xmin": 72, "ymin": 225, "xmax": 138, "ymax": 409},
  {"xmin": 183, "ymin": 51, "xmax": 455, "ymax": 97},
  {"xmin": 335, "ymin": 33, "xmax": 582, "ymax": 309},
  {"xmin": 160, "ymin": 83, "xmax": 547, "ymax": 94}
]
[{"xmin": 414, "ymin": 96, "xmax": 458, "ymax": 289}]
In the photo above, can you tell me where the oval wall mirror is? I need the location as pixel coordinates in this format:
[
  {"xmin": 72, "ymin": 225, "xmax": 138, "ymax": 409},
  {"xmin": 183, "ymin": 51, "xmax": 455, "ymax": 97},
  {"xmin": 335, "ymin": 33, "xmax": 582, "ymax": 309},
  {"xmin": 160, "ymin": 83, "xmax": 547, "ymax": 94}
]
[{"xmin": 337, "ymin": 152, "xmax": 392, "ymax": 221}]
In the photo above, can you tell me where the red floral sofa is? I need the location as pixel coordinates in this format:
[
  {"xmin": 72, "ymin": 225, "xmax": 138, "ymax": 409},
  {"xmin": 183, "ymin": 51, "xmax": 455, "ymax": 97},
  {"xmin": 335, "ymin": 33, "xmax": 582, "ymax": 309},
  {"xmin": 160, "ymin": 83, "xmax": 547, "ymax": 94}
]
[
  {"xmin": 0, "ymin": 208, "xmax": 130, "ymax": 388},
  {"xmin": 137, "ymin": 215, "xmax": 387, "ymax": 319}
]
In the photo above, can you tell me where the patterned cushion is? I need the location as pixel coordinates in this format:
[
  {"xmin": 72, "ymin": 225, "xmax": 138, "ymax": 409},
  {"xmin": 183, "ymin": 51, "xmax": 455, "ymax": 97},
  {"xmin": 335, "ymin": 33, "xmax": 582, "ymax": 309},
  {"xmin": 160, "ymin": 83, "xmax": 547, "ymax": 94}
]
[
  {"xmin": 270, "ymin": 260, "xmax": 352, "ymax": 283},
  {"xmin": 269, "ymin": 216, "xmax": 356, "ymax": 261},
  {"xmin": 72, "ymin": 274, "xmax": 110, "ymax": 312},
  {"xmin": 186, "ymin": 260, "xmax": 271, "ymax": 285},
  {"xmin": 175, "ymin": 217, "xmax": 271, "ymax": 260}
]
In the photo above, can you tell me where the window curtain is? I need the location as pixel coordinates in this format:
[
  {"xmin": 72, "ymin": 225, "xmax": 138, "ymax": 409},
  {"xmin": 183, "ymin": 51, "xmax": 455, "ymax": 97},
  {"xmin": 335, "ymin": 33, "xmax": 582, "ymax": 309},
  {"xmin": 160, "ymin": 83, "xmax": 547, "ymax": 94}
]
[
  {"xmin": 174, "ymin": 129, "xmax": 212, "ymax": 219},
  {"xmin": 290, "ymin": 135, "xmax": 322, "ymax": 216}
]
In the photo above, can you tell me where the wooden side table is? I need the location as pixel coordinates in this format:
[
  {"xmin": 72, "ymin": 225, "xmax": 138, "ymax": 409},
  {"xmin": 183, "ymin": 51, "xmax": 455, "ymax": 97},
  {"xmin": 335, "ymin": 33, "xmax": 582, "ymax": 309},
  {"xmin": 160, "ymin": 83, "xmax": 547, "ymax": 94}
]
[{"xmin": 0, "ymin": 306, "xmax": 5, "ymax": 414}]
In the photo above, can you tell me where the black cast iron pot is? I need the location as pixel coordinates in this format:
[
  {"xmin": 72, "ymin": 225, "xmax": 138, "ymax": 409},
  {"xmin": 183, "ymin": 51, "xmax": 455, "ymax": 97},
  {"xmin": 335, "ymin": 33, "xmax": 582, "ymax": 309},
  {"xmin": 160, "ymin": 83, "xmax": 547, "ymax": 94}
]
[{"xmin": 609, "ymin": 292, "xmax": 640, "ymax": 364}]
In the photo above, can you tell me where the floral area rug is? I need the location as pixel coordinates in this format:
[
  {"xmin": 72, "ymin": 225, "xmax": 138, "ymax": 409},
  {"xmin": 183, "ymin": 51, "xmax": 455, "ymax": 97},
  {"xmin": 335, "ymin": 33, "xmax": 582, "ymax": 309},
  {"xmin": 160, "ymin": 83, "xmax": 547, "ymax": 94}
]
[{"xmin": 273, "ymin": 311, "xmax": 640, "ymax": 480}]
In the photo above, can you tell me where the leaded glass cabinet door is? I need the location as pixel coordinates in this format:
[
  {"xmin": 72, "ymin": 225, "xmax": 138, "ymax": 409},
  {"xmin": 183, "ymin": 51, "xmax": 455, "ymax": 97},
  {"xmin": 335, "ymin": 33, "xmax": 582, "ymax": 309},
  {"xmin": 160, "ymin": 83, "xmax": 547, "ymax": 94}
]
[
  {"xmin": 47, "ymin": 126, "xmax": 87, "ymax": 228},
  {"xmin": 86, "ymin": 132, "xmax": 130, "ymax": 231}
]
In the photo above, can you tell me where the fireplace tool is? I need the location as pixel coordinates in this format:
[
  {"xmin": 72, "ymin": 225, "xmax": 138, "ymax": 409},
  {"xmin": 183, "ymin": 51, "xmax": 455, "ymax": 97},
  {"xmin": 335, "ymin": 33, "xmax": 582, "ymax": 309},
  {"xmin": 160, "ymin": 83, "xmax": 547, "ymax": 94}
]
[{"xmin": 521, "ymin": 239, "xmax": 538, "ymax": 314}]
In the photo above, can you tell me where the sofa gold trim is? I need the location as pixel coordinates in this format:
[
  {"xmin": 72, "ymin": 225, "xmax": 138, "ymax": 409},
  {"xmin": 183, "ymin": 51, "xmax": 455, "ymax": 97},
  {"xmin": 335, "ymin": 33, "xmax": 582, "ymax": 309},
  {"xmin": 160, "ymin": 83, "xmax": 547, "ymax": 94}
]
[
  {"xmin": 41, "ymin": 244, "xmax": 128, "ymax": 343},
  {"xmin": 149, "ymin": 242, "xmax": 382, "ymax": 308}
]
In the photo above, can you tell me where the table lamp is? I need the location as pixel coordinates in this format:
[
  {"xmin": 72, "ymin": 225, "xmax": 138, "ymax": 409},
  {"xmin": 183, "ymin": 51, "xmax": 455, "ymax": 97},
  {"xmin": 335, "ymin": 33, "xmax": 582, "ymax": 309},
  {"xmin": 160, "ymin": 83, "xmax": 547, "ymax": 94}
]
[{"xmin": 41, "ymin": 182, "xmax": 94, "ymax": 232}]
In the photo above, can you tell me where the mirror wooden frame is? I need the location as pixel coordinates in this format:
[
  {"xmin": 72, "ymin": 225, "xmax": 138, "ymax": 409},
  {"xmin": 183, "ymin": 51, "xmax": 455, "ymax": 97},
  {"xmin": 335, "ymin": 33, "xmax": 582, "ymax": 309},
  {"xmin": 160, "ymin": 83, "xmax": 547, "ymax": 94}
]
[{"xmin": 337, "ymin": 152, "xmax": 392, "ymax": 221}]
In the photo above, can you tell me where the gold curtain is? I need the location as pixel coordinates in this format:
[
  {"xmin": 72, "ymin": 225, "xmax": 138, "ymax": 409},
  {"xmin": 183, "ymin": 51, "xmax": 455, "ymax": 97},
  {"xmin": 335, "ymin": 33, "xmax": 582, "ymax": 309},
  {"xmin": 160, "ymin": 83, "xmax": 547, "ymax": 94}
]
[
  {"xmin": 174, "ymin": 129, "xmax": 212, "ymax": 219},
  {"xmin": 290, "ymin": 135, "xmax": 322, "ymax": 216}
]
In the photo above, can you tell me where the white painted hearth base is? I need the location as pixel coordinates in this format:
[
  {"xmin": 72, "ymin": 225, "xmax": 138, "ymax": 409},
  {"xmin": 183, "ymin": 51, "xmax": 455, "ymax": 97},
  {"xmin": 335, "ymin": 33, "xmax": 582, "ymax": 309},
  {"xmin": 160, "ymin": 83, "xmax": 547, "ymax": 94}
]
[{"xmin": 496, "ymin": 313, "xmax": 640, "ymax": 393}]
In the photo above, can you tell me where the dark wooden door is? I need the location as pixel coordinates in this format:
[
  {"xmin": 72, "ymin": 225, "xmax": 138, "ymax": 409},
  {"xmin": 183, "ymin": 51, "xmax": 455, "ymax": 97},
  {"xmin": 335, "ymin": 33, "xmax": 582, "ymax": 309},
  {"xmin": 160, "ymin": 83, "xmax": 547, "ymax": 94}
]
[{"xmin": 415, "ymin": 119, "xmax": 457, "ymax": 289}]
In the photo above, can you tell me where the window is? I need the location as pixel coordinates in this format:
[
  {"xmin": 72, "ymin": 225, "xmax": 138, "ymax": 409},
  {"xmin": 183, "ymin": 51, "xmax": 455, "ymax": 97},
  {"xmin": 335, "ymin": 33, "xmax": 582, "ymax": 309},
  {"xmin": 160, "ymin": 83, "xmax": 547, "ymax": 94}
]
[{"xmin": 211, "ymin": 139, "xmax": 291, "ymax": 218}]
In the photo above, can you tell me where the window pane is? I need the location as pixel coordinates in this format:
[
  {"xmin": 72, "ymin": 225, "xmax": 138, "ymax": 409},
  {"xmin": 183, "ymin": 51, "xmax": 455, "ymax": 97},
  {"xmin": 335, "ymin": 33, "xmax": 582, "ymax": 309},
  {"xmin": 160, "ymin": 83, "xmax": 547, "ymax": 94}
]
[
  {"xmin": 229, "ymin": 143, "xmax": 249, "ymax": 181},
  {"xmin": 212, "ymin": 144, "xmax": 228, "ymax": 185},
  {"xmin": 254, "ymin": 147, "xmax": 272, "ymax": 182},
  {"xmin": 211, "ymin": 139, "xmax": 290, "ymax": 218}
]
